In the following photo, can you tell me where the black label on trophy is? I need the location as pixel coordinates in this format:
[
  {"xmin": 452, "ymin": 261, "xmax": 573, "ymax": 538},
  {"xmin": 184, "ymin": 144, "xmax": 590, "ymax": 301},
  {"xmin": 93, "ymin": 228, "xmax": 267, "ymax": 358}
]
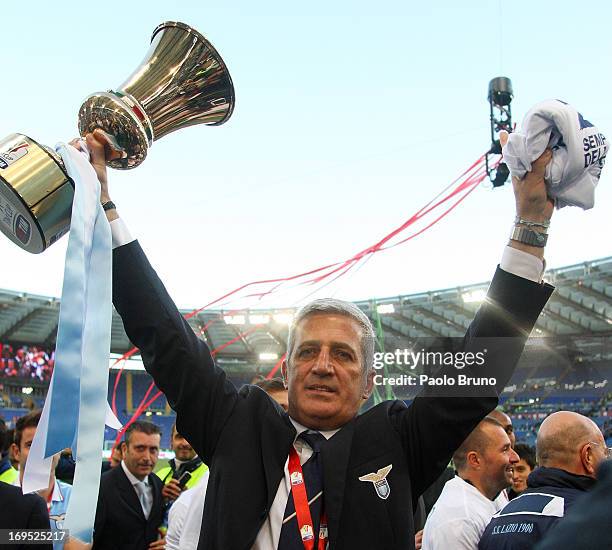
[
  {"xmin": 14, "ymin": 214, "xmax": 31, "ymax": 245},
  {"xmin": 0, "ymin": 141, "xmax": 29, "ymax": 169}
]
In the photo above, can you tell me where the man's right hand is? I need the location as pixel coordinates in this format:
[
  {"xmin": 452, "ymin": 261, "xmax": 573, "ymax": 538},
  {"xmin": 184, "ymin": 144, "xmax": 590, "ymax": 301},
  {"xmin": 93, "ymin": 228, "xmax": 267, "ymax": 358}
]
[
  {"xmin": 161, "ymin": 478, "xmax": 183, "ymax": 501},
  {"xmin": 70, "ymin": 129, "xmax": 121, "ymax": 203},
  {"xmin": 84, "ymin": 130, "xmax": 113, "ymax": 200}
]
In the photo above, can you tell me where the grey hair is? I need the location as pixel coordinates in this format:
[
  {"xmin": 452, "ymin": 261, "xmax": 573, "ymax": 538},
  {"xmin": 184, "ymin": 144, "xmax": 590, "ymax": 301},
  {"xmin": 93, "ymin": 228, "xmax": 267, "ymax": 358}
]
[{"xmin": 286, "ymin": 298, "xmax": 376, "ymax": 374}]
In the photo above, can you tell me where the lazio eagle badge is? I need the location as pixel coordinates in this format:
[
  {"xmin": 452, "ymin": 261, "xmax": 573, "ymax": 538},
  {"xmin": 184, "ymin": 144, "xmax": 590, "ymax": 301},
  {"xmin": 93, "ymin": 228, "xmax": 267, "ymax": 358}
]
[{"xmin": 358, "ymin": 464, "xmax": 392, "ymax": 499}]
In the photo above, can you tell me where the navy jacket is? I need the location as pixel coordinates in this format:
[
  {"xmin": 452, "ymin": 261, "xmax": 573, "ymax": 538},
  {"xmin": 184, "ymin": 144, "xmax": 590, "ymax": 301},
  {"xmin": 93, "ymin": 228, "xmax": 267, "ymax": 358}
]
[
  {"xmin": 535, "ymin": 461, "xmax": 612, "ymax": 550},
  {"xmin": 478, "ymin": 467, "xmax": 596, "ymax": 550}
]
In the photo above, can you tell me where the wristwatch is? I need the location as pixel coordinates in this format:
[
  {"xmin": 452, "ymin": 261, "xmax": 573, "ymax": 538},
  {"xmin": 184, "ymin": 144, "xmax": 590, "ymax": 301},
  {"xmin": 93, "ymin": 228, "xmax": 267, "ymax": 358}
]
[{"xmin": 510, "ymin": 225, "xmax": 547, "ymax": 247}]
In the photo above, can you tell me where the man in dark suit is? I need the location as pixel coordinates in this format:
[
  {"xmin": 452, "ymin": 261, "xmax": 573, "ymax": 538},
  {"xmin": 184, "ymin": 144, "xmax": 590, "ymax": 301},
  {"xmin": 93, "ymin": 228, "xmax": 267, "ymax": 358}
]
[
  {"xmin": 92, "ymin": 421, "xmax": 165, "ymax": 550},
  {"xmin": 81, "ymin": 130, "xmax": 554, "ymax": 550},
  {"xmin": 0, "ymin": 481, "xmax": 52, "ymax": 550}
]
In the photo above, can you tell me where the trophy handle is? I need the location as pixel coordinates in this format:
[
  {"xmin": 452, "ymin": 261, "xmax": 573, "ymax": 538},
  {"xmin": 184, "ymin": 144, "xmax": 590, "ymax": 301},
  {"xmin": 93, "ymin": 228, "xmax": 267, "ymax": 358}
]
[{"xmin": 0, "ymin": 134, "xmax": 73, "ymax": 253}]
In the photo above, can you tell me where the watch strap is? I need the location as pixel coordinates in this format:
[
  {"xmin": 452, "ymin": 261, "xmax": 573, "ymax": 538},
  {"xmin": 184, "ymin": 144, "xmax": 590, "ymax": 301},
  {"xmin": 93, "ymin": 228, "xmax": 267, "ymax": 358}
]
[{"xmin": 510, "ymin": 225, "xmax": 548, "ymax": 247}]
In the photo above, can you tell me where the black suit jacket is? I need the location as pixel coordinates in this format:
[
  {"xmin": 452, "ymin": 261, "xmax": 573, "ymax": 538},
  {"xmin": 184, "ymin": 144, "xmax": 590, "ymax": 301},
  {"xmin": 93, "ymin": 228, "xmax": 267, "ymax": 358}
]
[
  {"xmin": 113, "ymin": 241, "xmax": 554, "ymax": 550},
  {"xmin": 0, "ymin": 481, "xmax": 52, "ymax": 550},
  {"xmin": 92, "ymin": 464, "xmax": 164, "ymax": 550}
]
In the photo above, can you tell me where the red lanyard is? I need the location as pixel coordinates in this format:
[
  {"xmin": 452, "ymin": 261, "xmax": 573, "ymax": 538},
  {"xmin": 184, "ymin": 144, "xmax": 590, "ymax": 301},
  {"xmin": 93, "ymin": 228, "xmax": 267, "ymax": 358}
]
[
  {"xmin": 45, "ymin": 488, "xmax": 53, "ymax": 512},
  {"xmin": 288, "ymin": 446, "xmax": 328, "ymax": 550}
]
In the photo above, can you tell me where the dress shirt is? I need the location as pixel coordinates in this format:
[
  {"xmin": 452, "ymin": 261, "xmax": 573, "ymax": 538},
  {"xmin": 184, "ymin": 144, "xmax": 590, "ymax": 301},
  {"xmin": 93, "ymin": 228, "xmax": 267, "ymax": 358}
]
[
  {"xmin": 157, "ymin": 419, "xmax": 337, "ymax": 550},
  {"xmin": 252, "ymin": 418, "xmax": 339, "ymax": 550},
  {"xmin": 422, "ymin": 475, "xmax": 508, "ymax": 550},
  {"xmin": 121, "ymin": 460, "xmax": 153, "ymax": 518}
]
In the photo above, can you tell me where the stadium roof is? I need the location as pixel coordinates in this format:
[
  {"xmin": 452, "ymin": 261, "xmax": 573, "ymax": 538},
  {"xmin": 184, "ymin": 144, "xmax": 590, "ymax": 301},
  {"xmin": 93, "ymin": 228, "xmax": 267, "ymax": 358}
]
[{"xmin": 1, "ymin": 256, "xmax": 611, "ymax": 372}]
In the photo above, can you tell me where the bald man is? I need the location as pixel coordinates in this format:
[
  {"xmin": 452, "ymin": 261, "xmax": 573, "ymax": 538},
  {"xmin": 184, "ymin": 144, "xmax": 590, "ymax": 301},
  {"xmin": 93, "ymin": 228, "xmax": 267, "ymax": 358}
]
[{"xmin": 478, "ymin": 411, "xmax": 607, "ymax": 550}]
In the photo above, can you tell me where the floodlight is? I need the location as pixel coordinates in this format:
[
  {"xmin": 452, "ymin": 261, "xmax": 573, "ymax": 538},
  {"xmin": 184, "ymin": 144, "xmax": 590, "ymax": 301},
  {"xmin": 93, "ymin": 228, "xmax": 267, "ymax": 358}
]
[
  {"xmin": 249, "ymin": 314, "xmax": 270, "ymax": 325},
  {"xmin": 273, "ymin": 312, "xmax": 294, "ymax": 325},
  {"xmin": 462, "ymin": 289, "xmax": 487, "ymax": 303},
  {"xmin": 259, "ymin": 352, "xmax": 279, "ymax": 361},
  {"xmin": 224, "ymin": 315, "xmax": 246, "ymax": 325}
]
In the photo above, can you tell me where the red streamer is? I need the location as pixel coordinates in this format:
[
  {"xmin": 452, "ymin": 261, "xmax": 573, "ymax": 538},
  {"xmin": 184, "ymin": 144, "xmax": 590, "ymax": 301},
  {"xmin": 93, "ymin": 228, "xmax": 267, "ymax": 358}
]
[{"xmin": 109, "ymin": 153, "xmax": 496, "ymax": 433}]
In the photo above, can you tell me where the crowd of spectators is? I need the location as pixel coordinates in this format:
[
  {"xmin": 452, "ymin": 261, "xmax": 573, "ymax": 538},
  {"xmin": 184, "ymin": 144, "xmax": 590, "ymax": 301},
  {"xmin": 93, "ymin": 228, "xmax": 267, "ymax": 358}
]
[
  {"xmin": 2, "ymin": 395, "xmax": 609, "ymax": 550},
  {"xmin": 1, "ymin": 343, "xmax": 54, "ymax": 382},
  {"xmin": 1, "ymin": 342, "xmax": 610, "ymax": 550}
]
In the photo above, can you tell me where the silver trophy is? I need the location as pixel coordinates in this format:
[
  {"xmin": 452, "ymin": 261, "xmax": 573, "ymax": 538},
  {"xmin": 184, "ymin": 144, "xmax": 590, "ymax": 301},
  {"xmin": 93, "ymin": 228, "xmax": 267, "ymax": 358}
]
[{"xmin": 0, "ymin": 22, "xmax": 235, "ymax": 253}]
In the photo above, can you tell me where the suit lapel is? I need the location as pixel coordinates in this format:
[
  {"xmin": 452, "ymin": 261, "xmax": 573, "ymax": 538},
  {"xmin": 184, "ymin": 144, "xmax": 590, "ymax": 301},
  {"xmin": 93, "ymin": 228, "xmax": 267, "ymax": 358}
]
[
  {"xmin": 262, "ymin": 409, "xmax": 296, "ymax": 508},
  {"xmin": 322, "ymin": 419, "xmax": 355, "ymax": 546},
  {"xmin": 116, "ymin": 466, "xmax": 146, "ymax": 522}
]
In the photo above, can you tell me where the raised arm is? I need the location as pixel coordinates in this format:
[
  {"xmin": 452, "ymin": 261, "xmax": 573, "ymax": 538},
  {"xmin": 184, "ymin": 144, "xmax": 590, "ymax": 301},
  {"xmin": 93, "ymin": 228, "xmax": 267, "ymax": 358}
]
[
  {"xmin": 395, "ymin": 137, "xmax": 555, "ymax": 497},
  {"xmin": 83, "ymin": 131, "xmax": 238, "ymax": 461}
]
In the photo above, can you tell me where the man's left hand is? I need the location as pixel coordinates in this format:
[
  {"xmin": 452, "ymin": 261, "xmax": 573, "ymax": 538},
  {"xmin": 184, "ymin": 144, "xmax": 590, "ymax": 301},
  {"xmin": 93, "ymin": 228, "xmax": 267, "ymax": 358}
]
[
  {"xmin": 501, "ymin": 131, "xmax": 553, "ymax": 259},
  {"xmin": 501, "ymin": 131, "xmax": 554, "ymax": 223},
  {"xmin": 161, "ymin": 479, "xmax": 183, "ymax": 501}
]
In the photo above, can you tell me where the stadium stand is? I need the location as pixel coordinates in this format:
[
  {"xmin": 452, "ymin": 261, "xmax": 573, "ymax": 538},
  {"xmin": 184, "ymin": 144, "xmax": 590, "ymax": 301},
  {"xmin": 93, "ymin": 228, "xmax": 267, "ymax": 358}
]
[{"xmin": 1, "ymin": 256, "xmax": 610, "ymax": 449}]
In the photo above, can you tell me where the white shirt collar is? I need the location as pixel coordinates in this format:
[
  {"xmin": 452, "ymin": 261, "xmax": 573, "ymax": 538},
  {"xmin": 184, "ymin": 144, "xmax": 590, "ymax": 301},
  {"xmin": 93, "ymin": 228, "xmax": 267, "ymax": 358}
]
[
  {"xmin": 288, "ymin": 416, "xmax": 340, "ymax": 441},
  {"xmin": 121, "ymin": 460, "xmax": 148, "ymax": 486},
  {"xmin": 50, "ymin": 479, "xmax": 64, "ymax": 502},
  {"xmin": 455, "ymin": 475, "xmax": 494, "ymax": 502}
]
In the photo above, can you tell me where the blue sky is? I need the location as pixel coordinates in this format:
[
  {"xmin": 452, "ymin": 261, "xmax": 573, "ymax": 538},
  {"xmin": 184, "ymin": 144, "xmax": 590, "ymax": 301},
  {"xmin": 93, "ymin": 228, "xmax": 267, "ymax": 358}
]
[{"xmin": 1, "ymin": 1, "xmax": 611, "ymax": 309}]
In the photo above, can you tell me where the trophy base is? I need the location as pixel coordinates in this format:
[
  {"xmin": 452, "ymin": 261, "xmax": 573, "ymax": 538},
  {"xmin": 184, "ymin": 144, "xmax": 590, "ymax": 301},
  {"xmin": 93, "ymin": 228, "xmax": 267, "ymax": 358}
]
[
  {"xmin": 78, "ymin": 92, "xmax": 151, "ymax": 170},
  {"xmin": 0, "ymin": 134, "xmax": 73, "ymax": 254}
]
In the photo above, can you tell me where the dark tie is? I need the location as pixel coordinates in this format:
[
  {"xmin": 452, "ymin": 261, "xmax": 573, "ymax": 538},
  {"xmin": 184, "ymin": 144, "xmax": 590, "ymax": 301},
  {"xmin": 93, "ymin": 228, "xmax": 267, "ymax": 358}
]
[{"xmin": 278, "ymin": 430, "xmax": 327, "ymax": 549}]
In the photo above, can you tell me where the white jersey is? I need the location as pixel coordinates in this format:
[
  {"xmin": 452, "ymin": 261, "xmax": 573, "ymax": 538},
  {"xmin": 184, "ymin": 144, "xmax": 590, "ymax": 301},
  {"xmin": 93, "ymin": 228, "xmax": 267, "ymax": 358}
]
[{"xmin": 422, "ymin": 475, "xmax": 508, "ymax": 550}]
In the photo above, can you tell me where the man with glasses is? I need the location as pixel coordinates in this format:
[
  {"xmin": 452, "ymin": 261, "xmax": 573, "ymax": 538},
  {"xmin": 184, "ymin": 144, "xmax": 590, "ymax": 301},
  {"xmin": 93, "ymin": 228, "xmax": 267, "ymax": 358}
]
[{"xmin": 478, "ymin": 411, "xmax": 608, "ymax": 550}]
